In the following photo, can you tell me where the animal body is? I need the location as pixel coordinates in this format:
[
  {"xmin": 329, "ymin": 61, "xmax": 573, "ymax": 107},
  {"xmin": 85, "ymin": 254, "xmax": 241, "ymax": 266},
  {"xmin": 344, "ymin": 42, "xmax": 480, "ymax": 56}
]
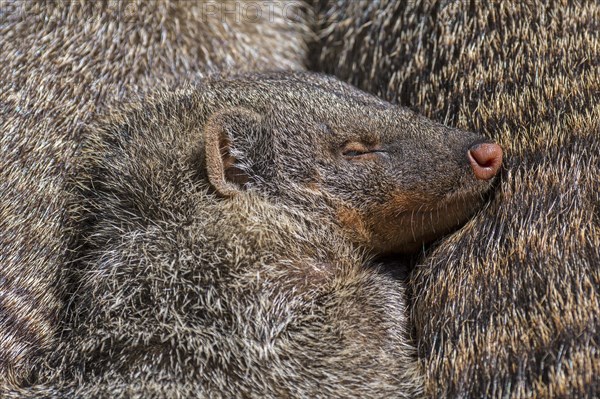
[{"xmin": 312, "ymin": 0, "xmax": 600, "ymax": 397}]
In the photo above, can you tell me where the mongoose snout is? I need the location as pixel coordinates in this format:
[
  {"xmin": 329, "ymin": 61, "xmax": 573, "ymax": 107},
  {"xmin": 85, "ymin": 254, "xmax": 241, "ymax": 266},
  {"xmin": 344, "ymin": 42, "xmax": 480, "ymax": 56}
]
[{"xmin": 468, "ymin": 142, "xmax": 503, "ymax": 180}]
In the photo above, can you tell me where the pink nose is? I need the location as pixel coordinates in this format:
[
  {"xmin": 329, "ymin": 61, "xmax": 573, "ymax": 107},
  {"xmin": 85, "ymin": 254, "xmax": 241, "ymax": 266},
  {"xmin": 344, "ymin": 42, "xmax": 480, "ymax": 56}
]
[{"xmin": 468, "ymin": 142, "xmax": 503, "ymax": 180}]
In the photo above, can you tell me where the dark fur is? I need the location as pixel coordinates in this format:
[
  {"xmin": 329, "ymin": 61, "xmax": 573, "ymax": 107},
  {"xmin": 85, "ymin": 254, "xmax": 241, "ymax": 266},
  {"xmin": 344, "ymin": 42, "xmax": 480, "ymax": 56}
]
[{"xmin": 312, "ymin": 0, "xmax": 600, "ymax": 397}]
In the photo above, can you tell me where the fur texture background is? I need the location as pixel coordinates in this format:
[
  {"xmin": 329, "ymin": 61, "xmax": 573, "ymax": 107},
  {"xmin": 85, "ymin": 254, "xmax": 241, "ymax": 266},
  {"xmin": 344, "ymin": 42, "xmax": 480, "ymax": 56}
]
[
  {"xmin": 0, "ymin": 0, "xmax": 309, "ymax": 388},
  {"xmin": 312, "ymin": 0, "xmax": 600, "ymax": 396}
]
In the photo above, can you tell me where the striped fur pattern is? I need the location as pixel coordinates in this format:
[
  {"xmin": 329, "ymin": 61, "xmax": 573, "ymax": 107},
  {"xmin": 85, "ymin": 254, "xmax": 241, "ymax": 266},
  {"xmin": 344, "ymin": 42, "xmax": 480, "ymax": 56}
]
[{"xmin": 312, "ymin": 0, "xmax": 600, "ymax": 396}]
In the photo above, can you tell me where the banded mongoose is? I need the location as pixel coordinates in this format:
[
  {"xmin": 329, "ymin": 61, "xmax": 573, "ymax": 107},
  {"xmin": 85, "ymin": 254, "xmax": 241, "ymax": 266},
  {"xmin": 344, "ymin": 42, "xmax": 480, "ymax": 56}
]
[
  {"xmin": 312, "ymin": 0, "xmax": 600, "ymax": 397},
  {"xmin": 4, "ymin": 71, "xmax": 501, "ymax": 397}
]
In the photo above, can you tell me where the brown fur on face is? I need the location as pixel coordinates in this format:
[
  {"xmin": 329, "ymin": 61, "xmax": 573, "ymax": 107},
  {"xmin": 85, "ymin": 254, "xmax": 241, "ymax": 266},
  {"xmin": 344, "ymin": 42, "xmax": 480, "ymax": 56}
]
[
  {"xmin": 336, "ymin": 206, "xmax": 373, "ymax": 246},
  {"xmin": 312, "ymin": 0, "xmax": 600, "ymax": 397}
]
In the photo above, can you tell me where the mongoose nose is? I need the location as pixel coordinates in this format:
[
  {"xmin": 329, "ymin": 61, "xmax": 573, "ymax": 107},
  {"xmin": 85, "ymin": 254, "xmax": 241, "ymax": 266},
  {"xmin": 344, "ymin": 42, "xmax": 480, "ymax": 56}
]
[{"xmin": 468, "ymin": 142, "xmax": 503, "ymax": 180}]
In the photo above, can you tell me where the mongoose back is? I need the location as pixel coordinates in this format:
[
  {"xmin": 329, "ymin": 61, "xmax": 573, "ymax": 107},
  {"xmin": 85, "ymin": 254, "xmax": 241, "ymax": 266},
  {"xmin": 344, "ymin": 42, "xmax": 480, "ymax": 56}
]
[
  {"xmin": 312, "ymin": 0, "xmax": 600, "ymax": 397},
  {"xmin": 4, "ymin": 71, "xmax": 501, "ymax": 397},
  {"xmin": 0, "ymin": 0, "xmax": 308, "ymax": 387}
]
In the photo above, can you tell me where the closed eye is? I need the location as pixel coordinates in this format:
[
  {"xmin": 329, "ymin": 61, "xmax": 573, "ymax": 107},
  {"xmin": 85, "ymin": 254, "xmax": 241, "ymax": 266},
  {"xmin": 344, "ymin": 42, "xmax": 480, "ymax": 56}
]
[
  {"xmin": 343, "ymin": 149, "xmax": 386, "ymax": 157},
  {"xmin": 343, "ymin": 149, "xmax": 369, "ymax": 157},
  {"xmin": 342, "ymin": 142, "xmax": 385, "ymax": 160}
]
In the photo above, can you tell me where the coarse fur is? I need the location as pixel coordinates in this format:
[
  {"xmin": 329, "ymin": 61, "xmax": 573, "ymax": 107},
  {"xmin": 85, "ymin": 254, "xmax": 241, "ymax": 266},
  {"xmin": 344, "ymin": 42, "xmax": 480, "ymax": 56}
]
[
  {"xmin": 0, "ymin": 0, "xmax": 309, "ymax": 388},
  {"xmin": 312, "ymin": 0, "xmax": 600, "ymax": 397}
]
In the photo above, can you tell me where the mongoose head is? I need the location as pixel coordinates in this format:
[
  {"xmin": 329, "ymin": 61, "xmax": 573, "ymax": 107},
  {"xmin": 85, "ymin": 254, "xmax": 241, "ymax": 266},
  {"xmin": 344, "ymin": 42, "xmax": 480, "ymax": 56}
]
[
  {"xmin": 182, "ymin": 73, "xmax": 502, "ymax": 255},
  {"xmin": 200, "ymin": 73, "xmax": 502, "ymax": 255}
]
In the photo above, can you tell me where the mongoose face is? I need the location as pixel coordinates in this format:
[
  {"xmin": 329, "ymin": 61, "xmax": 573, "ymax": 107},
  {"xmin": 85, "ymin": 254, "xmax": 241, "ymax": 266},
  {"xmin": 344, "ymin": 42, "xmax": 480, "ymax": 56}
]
[{"xmin": 202, "ymin": 73, "xmax": 502, "ymax": 255}]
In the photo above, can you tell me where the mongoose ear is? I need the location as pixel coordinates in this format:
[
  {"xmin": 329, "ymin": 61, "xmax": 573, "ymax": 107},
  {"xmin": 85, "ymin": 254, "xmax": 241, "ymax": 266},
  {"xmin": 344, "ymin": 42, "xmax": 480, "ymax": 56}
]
[{"xmin": 203, "ymin": 108, "xmax": 261, "ymax": 197}]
